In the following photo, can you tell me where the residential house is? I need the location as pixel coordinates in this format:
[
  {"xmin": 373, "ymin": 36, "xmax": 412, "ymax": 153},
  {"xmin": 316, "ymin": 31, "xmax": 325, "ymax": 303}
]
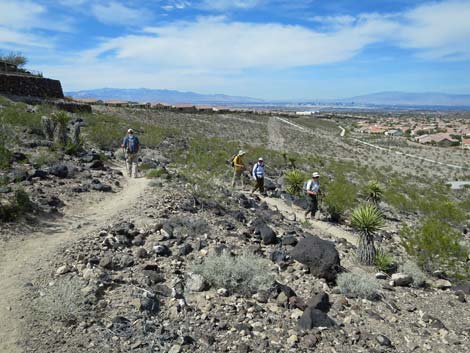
[
  {"xmin": 463, "ymin": 138, "xmax": 470, "ymax": 150},
  {"xmin": 104, "ymin": 100, "xmax": 129, "ymax": 107},
  {"xmin": 385, "ymin": 129, "xmax": 404, "ymax": 137},
  {"xmin": 417, "ymin": 133, "xmax": 458, "ymax": 146}
]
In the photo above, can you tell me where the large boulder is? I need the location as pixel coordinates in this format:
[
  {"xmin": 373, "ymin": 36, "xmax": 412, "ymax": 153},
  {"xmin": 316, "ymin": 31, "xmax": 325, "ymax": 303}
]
[
  {"xmin": 298, "ymin": 307, "xmax": 336, "ymax": 330},
  {"xmin": 290, "ymin": 236, "xmax": 341, "ymax": 282}
]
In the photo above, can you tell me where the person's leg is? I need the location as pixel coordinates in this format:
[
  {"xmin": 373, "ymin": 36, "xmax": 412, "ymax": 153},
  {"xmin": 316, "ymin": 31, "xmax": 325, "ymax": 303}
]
[
  {"xmin": 240, "ymin": 171, "xmax": 244, "ymax": 188},
  {"xmin": 259, "ymin": 178, "xmax": 265, "ymax": 194},
  {"xmin": 131, "ymin": 154, "xmax": 138, "ymax": 178},
  {"xmin": 311, "ymin": 196, "xmax": 318, "ymax": 219},
  {"xmin": 232, "ymin": 169, "xmax": 237, "ymax": 187},
  {"xmin": 126, "ymin": 154, "xmax": 132, "ymax": 176},
  {"xmin": 251, "ymin": 178, "xmax": 260, "ymax": 194}
]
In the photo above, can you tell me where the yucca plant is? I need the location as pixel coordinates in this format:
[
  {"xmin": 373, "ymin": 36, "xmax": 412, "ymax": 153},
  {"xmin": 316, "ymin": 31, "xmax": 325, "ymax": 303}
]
[
  {"xmin": 366, "ymin": 180, "xmax": 384, "ymax": 205},
  {"xmin": 284, "ymin": 169, "xmax": 306, "ymax": 197},
  {"xmin": 351, "ymin": 203, "xmax": 384, "ymax": 266}
]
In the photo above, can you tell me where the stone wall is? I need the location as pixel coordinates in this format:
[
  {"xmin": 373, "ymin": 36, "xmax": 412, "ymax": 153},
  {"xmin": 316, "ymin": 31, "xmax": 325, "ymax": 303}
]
[{"xmin": 0, "ymin": 73, "xmax": 64, "ymax": 99}]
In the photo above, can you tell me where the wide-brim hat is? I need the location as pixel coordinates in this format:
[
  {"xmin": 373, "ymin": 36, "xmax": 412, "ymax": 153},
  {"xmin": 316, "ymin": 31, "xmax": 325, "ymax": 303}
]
[{"xmin": 238, "ymin": 150, "xmax": 246, "ymax": 155}]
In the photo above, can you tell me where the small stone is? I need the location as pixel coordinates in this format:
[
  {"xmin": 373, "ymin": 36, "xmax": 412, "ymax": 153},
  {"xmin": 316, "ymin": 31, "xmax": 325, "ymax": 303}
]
[
  {"xmin": 217, "ymin": 288, "xmax": 229, "ymax": 297},
  {"xmin": 134, "ymin": 248, "xmax": 148, "ymax": 259},
  {"xmin": 391, "ymin": 273, "xmax": 413, "ymax": 287},
  {"xmin": 376, "ymin": 334, "xmax": 392, "ymax": 347},
  {"xmin": 375, "ymin": 272, "xmax": 388, "ymax": 280},
  {"xmin": 455, "ymin": 290, "xmax": 466, "ymax": 303},
  {"xmin": 168, "ymin": 344, "xmax": 181, "ymax": 353},
  {"xmin": 187, "ymin": 273, "xmax": 208, "ymax": 292},
  {"xmin": 277, "ymin": 292, "xmax": 288, "ymax": 305},
  {"xmin": 253, "ymin": 291, "xmax": 269, "ymax": 303},
  {"xmin": 434, "ymin": 279, "xmax": 452, "ymax": 290},
  {"xmin": 287, "ymin": 335, "xmax": 298, "ymax": 346},
  {"xmin": 55, "ymin": 265, "xmax": 69, "ymax": 275}
]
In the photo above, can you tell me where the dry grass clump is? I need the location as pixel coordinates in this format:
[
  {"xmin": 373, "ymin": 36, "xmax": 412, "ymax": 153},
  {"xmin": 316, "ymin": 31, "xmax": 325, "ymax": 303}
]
[
  {"xmin": 399, "ymin": 261, "xmax": 427, "ymax": 288},
  {"xmin": 192, "ymin": 252, "xmax": 275, "ymax": 296},
  {"xmin": 337, "ymin": 272, "xmax": 380, "ymax": 300},
  {"xmin": 34, "ymin": 277, "xmax": 87, "ymax": 322}
]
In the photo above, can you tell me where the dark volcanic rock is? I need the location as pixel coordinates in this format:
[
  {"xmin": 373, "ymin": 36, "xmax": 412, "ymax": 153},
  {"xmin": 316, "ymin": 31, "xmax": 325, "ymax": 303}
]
[
  {"xmin": 298, "ymin": 307, "xmax": 336, "ymax": 330},
  {"xmin": 307, "ymin": 292, "xmax": 331, "ymax": 313},
  {"xmin": 49, "ymin": 164, "xmax": 69, "ymax": 178},
  {"xmin": 260, "ymin": 224, "xmax": 277, "ymax": 245},
  {"xmin": 290, "ymin": 236, "xmax": 341, "ymax": 282},
  {"xmin": 281, "ymin": 235, "xmax": 298, "ymax": 246}
]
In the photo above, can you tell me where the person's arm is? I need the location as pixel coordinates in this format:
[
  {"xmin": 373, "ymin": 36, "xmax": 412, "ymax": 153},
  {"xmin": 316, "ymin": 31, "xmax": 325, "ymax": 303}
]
[
  {"xmin": 121, "ymin": 136, "xmax": 127, "ymax": 149},
  {"xmin": 252, "ymin": 164, "xmax": 257, "ymax": 179},
  {"xmin": 233, "ymin": 157, "xmax": 244, "ymax": 169}
]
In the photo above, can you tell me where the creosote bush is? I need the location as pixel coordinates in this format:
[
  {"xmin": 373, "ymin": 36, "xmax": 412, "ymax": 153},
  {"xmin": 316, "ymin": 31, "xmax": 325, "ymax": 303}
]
[
  {"xmin": 399, "ymin": 261, "xmax": 427, "ymax": 288},
  {"xmin": 365, "ymin": 180, "xmax": 384, "ymax": 205},
  {"xmin": 324, "ymin": 175, "xmax": 356, "ymax": 222},
  {"xmin": 192, "ymin": 252, "xmax": 275, "ymax": 296},
  {"xmin": 0, "ymin": 189, "xmax": 33, "ymax": 222},
  {"xmin": 400, "ymin": 219, "xmax": 469, "ymax": 279},
  {"xmin": 337, "ymin": 272, "xmax": 380, "ymax": 300}
]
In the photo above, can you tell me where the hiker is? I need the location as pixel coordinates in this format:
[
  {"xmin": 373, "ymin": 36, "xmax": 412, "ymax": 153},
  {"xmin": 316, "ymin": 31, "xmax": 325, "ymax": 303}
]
[
  {"xmin": 251, "ymin": 157, "xmax": 265, "ymax": 195},
  {"xmin": 305, "ymin": 172, "xmax": 322, "ymax": 219},
  {"xmin": 121, "ymin": 128, "xmax": 140, "ymax": 178},
  {"xmin": 231, "ymin": 150, "xmax": 246, "ymax": 188}
]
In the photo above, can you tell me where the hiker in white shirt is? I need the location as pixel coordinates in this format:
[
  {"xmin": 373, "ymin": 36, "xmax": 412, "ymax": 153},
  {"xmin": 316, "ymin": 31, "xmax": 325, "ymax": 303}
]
[
  {"xmin": 305, "ymin": 172, "xmax": 321, "ymax": 219},
  {"xmin": 251, "ymin": 157, "xmax": 265, "ymax": 195}
]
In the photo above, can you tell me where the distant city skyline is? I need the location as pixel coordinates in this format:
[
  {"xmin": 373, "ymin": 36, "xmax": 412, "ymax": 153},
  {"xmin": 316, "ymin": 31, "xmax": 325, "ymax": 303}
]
[{"xmin": 1, "ymin": 0, "xmax": 470, "ymax": 99}]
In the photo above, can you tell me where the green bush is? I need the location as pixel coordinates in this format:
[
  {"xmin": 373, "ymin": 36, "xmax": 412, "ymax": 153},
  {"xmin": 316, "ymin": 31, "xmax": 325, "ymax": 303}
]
[
  {"xmin": 284, "ymin": 169, "xmax": 306, "ymax": 197},
  {"xmin": 337, "ymin": 272, "xmax": 380, "ymax": 300},
  {"xmin": 0, "ymin": 144, "xmax": 11, "ymax": 169},
  {"xmin": 31, "ymin": 149, "xmax": 60, "ymax": 167},
  {"xmin": 192, "ymin": 252, "xmax": 275, "ymax": 296},
  {"xmin": 0, "ymin": 189, "xmax": 33, "ymax": 222},
  {"xmin": 146, "ymin": 168, "xmax": 167, "ymax": 179},
  {"xmin": 324, "ymin": 175, "xmax": 356, "ymax": 222},
  {"xmin": 399, "ymin": 261, "xmax": 427, "ymax": 288},
  {"xmin": 375, "ymin": 248, "xmax": 395, "ymax": 273},
  {"xmin": 400, "ymin": 218, "xmax": 469, "ymax": 279}
]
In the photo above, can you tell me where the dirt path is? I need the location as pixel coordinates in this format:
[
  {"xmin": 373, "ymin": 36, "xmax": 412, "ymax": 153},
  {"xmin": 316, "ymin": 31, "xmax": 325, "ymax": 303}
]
[
  {"xmin": 0, "ymin": 173, "xmax": 150, "ymax": 353},
  {"xmin": 267, "ymin": 116, "xmax": 286, "ymax": 151},
  {"xmin": 256, "ymin": 194, "xmax": 358, "ymax": 246}
]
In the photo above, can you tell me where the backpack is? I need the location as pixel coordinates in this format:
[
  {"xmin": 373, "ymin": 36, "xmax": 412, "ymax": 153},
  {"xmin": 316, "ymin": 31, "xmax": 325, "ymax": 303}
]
[
  {"xmin": 229, "ymin": 154, "xmax": 237, "ymax": 167},
  {"xmin": 127, "ymin": 136, "xmax": 139, "ymax": 153},
  {"xmin": 303, "ymin": 180, "xmax": 309, "ymax": 195}
]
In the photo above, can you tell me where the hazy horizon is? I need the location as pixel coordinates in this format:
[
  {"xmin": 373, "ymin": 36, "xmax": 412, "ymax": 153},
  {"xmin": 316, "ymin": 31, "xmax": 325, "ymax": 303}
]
[{"xmin": 1, "ymin": 0, "xmax": 470, "ymax": 99}]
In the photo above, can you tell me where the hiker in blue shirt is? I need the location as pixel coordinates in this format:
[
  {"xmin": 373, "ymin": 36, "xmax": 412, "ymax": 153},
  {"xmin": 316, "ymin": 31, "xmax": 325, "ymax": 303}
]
[
  {"xmin": 121, "ymin": 128, "xmax": 140, "ymax": 178},
  {"xmin": 251, "ymin": 157, "xmax": 265, "ymax": 195},
  {"xmin": 305, "ymin": 172, "xmax": 321, "ymax": 219}
]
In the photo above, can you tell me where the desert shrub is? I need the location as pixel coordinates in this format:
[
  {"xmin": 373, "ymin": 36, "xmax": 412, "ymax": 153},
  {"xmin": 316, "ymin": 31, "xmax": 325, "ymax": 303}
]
[
  {"xmin": 0, "ymin": 189, "xmax": 33, "ymax": 222},
  {"xmin": 31, "ymin": 149, "xmax": 60, "ymax": 167},
  {"xmin": 83, "ymin": 113, "xmax": 126, "ymax": 149},
  {"xmin": 400, "ymin": 218, "xmax": 469, "ymax": 279},
  {"xmin": 168, "ymin": 215, "xmax": 209, "ymax": 236},
  {"xmin": 400, "ymin": 261, "xmax": 427, "ymax": 288},
  {"xmin": 284, "ymin": 169, "xmax": 306, "ymax": 197},
  {"xmin": 324, "ymin": 175, "xmax": 356, "ymax": 222},
  {"xmin": 192, "ymin": 252, "xmax": 275, "ymax": 296},
  {"xmin": 0, "ymin": 144, "xmax": 11, "ymax": 169},
  {"xmin": 34, "ymin": 277, "xmax": 86, "ymax": 322},
  {"xmin": 375, "ymin": 248, "xmax": 395, "ymax": 273},
  {"xmin": 337, "ymin": 272, "xmax": 380, "ymax": 300},
  {"xmin": 146, "ymin": 168, "xmax": 167, "ymax": 179},
  {"xmin": 0, "ymin": 106, "xmax": 42, "ymax": 132}
]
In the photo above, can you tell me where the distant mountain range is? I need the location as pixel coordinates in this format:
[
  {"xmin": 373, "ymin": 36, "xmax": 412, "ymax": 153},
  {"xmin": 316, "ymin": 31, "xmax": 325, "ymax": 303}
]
[
  {"xmin": 66, "ymin": 88, "xmax": 470, "ymax": 107},
  {"xmin": 342, "ymin": 91, "xmax": 470, "ymax": 107},
  {"xmin": 66, "ymin": 88, "xmax": 264, "ymax": 104}
]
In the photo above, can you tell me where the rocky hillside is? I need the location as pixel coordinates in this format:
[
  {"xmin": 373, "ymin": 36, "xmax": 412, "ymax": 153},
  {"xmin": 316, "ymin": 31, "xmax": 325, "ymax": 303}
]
[{"xmin": 0, "ymin": 95, "xmax": 469, "ymax": 353}]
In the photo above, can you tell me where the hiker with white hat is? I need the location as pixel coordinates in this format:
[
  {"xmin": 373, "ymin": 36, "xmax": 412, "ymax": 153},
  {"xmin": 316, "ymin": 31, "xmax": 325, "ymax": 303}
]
[
  {"xmin": 304, "ymin": 172, "xmax": 322, "ymax": 219},
  {"xmin": 121, "ymin": 128, "xmax": 140, "ymax": 178},
  {"xmin": 231, "ymin": 150, "xmax": 247, "ymax": 188},
  {"xmin": 251, "ymin": 157, "xmax": 266, "ymax": 195}
]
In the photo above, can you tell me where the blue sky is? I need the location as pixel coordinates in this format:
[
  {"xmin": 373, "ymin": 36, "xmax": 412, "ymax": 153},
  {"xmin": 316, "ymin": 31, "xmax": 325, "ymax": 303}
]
[{"xmin": 1, "ymin": 0, "xmax": 470, "ymax": 99}]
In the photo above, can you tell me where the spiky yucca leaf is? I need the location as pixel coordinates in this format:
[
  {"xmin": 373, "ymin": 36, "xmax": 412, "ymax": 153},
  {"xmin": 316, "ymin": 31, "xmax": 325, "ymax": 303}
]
[
  {"xmin": 351, "ymin": 203, "xmax": 384, "ymax": 235},
  {"xmin": 284, "ymin": 169, "xmax": 306, "ymax": 197},
  {"xmin": 366, "ymin": 180, "xmax": 384, "ymax": 204}
]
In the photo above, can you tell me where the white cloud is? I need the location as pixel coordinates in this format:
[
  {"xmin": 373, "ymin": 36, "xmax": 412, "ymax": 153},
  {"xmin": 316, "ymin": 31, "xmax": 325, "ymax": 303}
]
[
  {"xmin": 80, "ymin": 16, "xmax": 397, "ymax": 69},
  {"xmin": 90, "ymin": 2, "xmax": 150, "ymax": 25},
  {"xmin": 397, "ymin": 0, "xmax": 470, "ymax": 60},
  {"xmin": 199, "ymin": 0, "xmax": 264, "ymax": 11}
]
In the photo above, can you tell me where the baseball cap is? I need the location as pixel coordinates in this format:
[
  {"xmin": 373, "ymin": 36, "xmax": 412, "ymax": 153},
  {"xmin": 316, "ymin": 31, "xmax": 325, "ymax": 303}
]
[{"xmin": 312, "ymin": 172, "xmax": 320, "ymax": 178}]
